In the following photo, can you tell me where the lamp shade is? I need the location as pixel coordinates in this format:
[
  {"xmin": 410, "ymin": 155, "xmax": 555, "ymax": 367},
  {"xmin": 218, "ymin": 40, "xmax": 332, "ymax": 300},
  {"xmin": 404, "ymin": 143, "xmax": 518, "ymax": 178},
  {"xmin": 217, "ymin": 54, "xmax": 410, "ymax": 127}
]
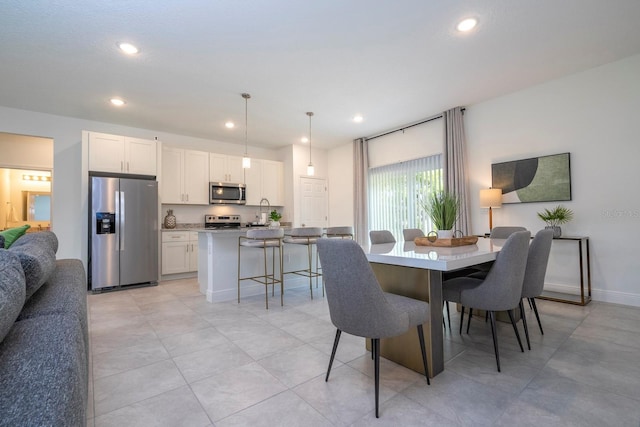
[{"xmin": 479, "ymin": 188, "xmax": 502, "ymax": 208}]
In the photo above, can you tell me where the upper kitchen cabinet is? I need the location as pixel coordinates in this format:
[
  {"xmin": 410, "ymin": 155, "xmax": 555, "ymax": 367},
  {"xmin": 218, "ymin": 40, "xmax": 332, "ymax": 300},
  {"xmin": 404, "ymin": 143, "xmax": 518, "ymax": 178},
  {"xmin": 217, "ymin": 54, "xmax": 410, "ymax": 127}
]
[
  {"xmin": 244, "ymin": 159, "xmax": 284, "ymax": 206},
  {"xmin": 209, "ymin": 153, "xmax": 244, "ymax": 183},
  {"xmin": 88, "ymin": 132, "xmax": 157, "ymax": 175},
  {"xmin": 161, "ymin": 147, "xmax": 209, "ymax": 204}
]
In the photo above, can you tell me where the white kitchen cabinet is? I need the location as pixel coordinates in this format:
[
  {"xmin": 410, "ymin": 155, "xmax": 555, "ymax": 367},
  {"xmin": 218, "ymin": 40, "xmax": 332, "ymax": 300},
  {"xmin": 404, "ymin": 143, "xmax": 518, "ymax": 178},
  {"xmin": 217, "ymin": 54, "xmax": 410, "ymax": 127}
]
[
  {"xmin": 88, "ymin": 132, "xmax": 157, "ymax": 175},
  {"xmin": 161, "ymin": 231, "xmax": 198, "ymax": 274},
  {"xmin": 209, "ymin": 153, "xmax": 244, "ymax": 183},
  {"xmin": 244, "ymin": 159, "xmax": 284, "ymax": 206},
  {"xmin": 161, "ymin": 147, "xmax": 209, "ymax": 204},
  {"xmin": 188, "ymin": 231, "xmax": 199, "ymax": 271}
]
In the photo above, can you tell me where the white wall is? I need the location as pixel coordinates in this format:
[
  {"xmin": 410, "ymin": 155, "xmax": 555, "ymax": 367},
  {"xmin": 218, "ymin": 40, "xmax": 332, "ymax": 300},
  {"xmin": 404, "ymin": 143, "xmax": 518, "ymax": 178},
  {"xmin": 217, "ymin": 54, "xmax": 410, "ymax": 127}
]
[
  {"xmin": 368, "ymin": 118, "xmax": 443, "ymax": 168},
  {"xmin": 0, "ymin": 106, "xmax": 285, "ymax": 262},
  {"xmin": 327, "ymin": 142, "xmax": 353, "ymax": 227},
  {"xmin": 465, "ymin": 53, "xmax": 640, "ymax": 306}
]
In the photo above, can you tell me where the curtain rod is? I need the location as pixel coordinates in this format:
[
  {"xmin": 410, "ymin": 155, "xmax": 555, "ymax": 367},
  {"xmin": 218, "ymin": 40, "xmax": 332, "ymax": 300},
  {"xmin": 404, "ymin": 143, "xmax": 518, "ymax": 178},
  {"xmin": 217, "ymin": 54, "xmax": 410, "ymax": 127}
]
[{"xmin": 364, "ymin": 108, "xmax": 465, "ymax": 142}]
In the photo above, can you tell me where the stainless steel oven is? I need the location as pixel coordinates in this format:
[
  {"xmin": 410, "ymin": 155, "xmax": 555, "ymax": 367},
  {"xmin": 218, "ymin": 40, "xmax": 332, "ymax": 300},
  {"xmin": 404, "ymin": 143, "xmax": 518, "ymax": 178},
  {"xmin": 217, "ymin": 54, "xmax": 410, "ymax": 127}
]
[{"xmin": 210, "ymin": 182, "xmax": 246, "ymax": 205}]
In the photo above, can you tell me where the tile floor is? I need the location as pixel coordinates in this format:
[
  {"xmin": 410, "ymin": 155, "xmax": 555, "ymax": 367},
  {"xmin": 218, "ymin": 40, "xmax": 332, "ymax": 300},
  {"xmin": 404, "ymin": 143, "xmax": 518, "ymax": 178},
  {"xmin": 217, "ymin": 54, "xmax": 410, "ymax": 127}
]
[{"xmin": 87, "ymin": 278, "xmax": 640, "ymax": 426}]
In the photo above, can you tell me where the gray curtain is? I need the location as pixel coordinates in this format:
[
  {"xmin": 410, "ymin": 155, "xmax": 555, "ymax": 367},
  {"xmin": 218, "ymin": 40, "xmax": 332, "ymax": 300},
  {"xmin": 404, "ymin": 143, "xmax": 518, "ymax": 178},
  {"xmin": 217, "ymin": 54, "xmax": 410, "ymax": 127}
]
[
  {"xmin": 443, "ymin": 107, "xmax": 471, "ymax": 235},
  {"xmin": 353, "ymin": 138, "xmax": 369, "ymax": 245}
]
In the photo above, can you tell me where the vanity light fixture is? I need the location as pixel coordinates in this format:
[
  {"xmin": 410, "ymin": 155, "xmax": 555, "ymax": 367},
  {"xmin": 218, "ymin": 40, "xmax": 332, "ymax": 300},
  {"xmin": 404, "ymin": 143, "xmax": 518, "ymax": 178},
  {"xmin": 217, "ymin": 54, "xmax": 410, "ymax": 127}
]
[
  {"xmin": 117, "ymin": 42, "xmax": 139, "ymax": 55},
  {"xmin": 306, "ymin": 112, "xmax": 315, "ymax": 176},
  {"xmin": 241, "ymin": 93, "xmax": 251, "ymax": 169},
  {"xmin": 23, "ymin": 174, "xmax": 51, "ymax": 182},
  {"xmin": 110, "ymin": 98, "xmax": 126, "ymax": 107},
  {"xmin": 457, "ymin": 18, "xmax": 477, "ymax": 32}
]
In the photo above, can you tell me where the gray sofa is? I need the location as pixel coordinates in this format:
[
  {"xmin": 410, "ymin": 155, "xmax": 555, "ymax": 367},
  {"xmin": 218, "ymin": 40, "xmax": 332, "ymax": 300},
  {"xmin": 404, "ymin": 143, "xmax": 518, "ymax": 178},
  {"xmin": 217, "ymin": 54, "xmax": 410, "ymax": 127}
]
[{"xmin": 0, "ymin": 231, "xmax": 88, "ymax": 426}]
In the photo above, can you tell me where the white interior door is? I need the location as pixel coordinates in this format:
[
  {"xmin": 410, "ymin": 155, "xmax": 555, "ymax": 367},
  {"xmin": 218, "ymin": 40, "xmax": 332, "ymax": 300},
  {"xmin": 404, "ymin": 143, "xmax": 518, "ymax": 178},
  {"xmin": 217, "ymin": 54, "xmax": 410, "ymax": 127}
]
[{"xmin": 300, "ymin": 177, "xmax": 328, "ymax": 228}]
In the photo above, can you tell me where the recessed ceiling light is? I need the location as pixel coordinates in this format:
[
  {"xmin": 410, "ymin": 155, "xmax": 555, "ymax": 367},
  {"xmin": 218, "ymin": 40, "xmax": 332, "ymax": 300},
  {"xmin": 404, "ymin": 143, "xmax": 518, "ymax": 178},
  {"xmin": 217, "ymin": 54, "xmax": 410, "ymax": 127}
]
[
  {"xmin": 457, "ymin": 18, "xmax": 477, "ymax": 32},
  {"xmin": 110, "ymin": 98, "xmax": 126, "ymax": 107},
  {"xmin": 117, "ymin": 42, "xmax": 139, "ymax": 55},
  {"xmin": 301, "ymin": 137, "xmax": 309, "ymax": 143},
  {"xmin": 353, "ymin": 115, "xmax": 364, "ymax": 123},
  {"xmin": 225, "ymin": 121, "xmax": 235, "ymax": 129}
]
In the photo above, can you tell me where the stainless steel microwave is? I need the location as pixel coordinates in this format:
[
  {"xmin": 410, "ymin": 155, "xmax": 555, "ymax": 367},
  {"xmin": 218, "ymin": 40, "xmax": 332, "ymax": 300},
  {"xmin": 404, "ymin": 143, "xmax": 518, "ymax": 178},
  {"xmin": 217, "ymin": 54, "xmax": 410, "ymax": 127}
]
[{"xmin": 210, "ymin": 182, "xmax": 246, "ymax": 205}]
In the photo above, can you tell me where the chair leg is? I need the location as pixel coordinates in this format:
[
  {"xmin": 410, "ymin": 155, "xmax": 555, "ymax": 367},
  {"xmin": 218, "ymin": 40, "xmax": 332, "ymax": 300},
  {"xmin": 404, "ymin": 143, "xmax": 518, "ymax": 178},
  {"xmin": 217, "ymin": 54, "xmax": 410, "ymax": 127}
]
[
  {"xmin": 530, "ymin": 298, "xmax": 544, "ymax": 335},
  {"xmin": 263, "ymin": 245, "xmax": 269, "ymax": 309},
  {"xmin": 507, "ymin": 309, "xmax": 524, "ymax": 353},
  {"xmin": 308, "ymin": 243, "xmax": 313, "ymax": 299},
  {"xmin": 519, "ymin": 300, "xmax": 531, "ymax": 350},
  {"xmin": 373, "ymin": 338, "xmax": 380, "ymax": 418},
  {"xmin": 528, "ymin": 298, "xmax": 533, "ymax": 309},
  {"xmin": 488, "ymin": 311, "xmax": 501, "ymax": 372},
  {"xmin": 466, "ymin": 308, "xmax": 473, "ymax": 334},
  {"xmin": 459, "ymin": 306, "xmax": 465, "ymax": 335},
  {"xmin": 417, "ymin": 325, "xmax": 430, "ymax": 385},
  {"xmin": 445, "ymin": 301, "xmax": 451, "ymax": 330},
  {"xmin": 325, "ymin": 329, "xmax": 341, "ymax": 382},
  {"xmin": 371, "ymin": 338, "xmax": 374, "ymax": 360}
]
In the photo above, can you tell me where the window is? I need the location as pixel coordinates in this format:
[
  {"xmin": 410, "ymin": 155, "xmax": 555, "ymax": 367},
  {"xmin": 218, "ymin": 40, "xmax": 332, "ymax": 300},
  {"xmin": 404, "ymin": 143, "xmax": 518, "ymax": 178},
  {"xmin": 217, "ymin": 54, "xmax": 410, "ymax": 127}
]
[{"xmin": 368, "ymin": 154, "xmax": 443, "ymax": 240}]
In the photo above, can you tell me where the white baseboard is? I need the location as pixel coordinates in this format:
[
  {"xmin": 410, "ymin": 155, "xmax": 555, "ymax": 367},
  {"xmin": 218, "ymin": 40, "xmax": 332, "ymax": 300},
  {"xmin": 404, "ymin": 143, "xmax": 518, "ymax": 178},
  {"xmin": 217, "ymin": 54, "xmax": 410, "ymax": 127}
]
[{"xmin": 545, "ymin": 282, "xmax": 640, "ymax": 308}]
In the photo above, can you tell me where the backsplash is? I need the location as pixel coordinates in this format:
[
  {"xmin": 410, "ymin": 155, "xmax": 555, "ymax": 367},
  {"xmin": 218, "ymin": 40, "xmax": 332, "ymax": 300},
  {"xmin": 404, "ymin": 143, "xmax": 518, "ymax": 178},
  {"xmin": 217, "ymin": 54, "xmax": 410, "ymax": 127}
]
[{"xmin": 161, "ymin": 203, "xmax": 285, "ymax": 227}]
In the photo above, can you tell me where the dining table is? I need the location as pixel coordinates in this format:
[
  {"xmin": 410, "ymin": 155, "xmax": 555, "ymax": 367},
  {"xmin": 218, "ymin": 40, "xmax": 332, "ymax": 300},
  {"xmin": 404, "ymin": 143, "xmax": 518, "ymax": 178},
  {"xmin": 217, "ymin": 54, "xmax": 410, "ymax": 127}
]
[{"xmin": 363, "ymin": 237, "xmax": 505, "ymax": 377}]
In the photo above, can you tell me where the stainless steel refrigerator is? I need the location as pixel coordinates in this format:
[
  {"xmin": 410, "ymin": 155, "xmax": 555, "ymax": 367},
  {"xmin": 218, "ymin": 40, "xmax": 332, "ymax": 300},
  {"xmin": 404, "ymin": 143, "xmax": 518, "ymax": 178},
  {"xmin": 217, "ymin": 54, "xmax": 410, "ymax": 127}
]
[{"xmin": 89, "ymin": 175, "xmax": 158, "ymax": 291}]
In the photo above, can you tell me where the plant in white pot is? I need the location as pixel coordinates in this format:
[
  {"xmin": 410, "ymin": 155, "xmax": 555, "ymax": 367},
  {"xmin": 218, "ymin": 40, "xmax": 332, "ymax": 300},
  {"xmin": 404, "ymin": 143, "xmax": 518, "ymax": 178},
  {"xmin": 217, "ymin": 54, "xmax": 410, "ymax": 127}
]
[
  {"xmin": 268, "ymin": 209, "xmax": 282, "ymax": 228},
  {"xmin": 537, "ymin": 205, "xmax": 573, "ymax": 238},
  {"xmin": 423, "ymin": 191, "xmax": 460, "ymax": 239}
]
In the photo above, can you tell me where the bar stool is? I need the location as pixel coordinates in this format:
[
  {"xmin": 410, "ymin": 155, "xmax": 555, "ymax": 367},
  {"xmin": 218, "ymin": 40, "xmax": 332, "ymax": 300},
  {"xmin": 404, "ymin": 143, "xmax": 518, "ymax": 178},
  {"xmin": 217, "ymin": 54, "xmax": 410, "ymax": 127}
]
[
  {"xmin": 325, "ymin": 226, "xmax": 354, "ymax": 239},
  {"xmin": 238, "ymin": 228, "xmax": 284, "ymax": 309},
  {"xmin": 284, "ymin": 227, "xmax": 323, "ymax": 299}
]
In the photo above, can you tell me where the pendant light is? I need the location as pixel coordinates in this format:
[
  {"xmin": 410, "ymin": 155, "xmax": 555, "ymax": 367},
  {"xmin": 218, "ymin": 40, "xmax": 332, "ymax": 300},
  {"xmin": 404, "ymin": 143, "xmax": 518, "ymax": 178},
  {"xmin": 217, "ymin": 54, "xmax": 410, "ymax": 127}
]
[
  {"xmin": 242, "ymin": 93, "xmax": 251, "ymax": 169},
  {"xmin": 306, "ymin": 111, "xmax": 315, "ymax": 176}
]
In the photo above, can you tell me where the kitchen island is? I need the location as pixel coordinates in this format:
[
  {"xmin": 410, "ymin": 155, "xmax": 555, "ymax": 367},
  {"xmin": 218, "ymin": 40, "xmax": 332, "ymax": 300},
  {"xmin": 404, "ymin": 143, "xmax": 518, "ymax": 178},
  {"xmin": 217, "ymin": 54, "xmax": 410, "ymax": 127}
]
[{"xmin": 197, "ymin": 228, "xmax": 309, "ymax": 303}]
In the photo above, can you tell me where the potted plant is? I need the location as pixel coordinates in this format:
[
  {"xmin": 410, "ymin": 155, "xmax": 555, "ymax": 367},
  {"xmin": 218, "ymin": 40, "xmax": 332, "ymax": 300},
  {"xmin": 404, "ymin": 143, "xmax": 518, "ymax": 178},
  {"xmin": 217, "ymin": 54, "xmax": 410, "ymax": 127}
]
[
  {"xmin": 537, "ymin": 205, "xmax": 573, "ymax": 238},
  {"xmin": 269, "ymin": 209, "xmax": 282, "ymax": 228},
  {"xmin": 423, "ymin": 191, "xmax": 460, "ymax": 238}
]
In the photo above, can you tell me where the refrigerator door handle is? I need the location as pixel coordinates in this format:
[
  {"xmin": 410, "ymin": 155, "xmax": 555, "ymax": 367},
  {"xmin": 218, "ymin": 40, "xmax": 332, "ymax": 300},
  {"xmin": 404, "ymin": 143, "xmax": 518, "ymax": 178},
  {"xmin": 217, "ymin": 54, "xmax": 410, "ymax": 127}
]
[
  {"xmin": 120, "ymin": 190, "xmax": 125, "ymax": 251},
  {"xmin": 114, "ymin": 190, "xmax": 120, "ymax": 252}
]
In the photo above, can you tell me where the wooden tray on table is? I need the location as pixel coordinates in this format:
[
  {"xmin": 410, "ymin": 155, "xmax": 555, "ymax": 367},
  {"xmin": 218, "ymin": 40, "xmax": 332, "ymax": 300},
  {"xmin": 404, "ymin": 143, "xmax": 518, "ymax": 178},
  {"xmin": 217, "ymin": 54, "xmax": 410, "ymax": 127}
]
[{"xmin": 414, "ymin": 236, "xmax": 478, "ymax": 247}]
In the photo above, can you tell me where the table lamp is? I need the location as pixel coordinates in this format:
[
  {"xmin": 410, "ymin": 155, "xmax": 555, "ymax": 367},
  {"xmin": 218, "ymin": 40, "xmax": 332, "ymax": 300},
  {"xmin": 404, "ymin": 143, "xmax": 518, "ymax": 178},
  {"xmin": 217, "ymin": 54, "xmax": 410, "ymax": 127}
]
[{"xmin": 479, "ymin": 188, "xmax": 502, "ymax": 232}]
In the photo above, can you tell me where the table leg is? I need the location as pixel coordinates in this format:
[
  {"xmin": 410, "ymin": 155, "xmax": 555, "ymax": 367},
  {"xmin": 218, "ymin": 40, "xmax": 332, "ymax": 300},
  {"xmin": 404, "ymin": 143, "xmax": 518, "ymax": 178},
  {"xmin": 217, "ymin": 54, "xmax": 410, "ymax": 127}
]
[
  {"xmin": 369, "ymin": 263, "xmax": 444, "ymax": 377},
  {"xmin": 429, "ymin": 270, "xmax": 444, "ymax": 376}
]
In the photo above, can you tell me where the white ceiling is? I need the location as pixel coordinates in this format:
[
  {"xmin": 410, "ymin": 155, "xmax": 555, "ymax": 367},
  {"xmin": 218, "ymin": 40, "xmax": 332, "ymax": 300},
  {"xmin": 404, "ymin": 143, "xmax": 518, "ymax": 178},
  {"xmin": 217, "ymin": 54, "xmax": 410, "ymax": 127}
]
[{"xmin": 1, "ymin": 1, "xmax": 640, "ymax": 149}]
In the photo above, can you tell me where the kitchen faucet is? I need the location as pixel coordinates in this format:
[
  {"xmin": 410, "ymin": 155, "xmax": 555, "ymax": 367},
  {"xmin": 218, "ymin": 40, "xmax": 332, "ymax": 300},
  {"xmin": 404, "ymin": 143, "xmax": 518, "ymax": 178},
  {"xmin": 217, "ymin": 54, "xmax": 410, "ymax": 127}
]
[{"xmin": 259, "ymin": 198, "xmax": 270, "ymax": 223}]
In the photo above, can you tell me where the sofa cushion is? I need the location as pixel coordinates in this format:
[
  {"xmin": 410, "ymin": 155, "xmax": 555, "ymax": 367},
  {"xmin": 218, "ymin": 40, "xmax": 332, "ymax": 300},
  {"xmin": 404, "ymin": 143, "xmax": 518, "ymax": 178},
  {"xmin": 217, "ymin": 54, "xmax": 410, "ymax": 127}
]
[
  {"xmin": 8, "ymin": 232, "xmax": 57, "ymax": 300},
  {"xmin": 19, "ymin": 259, "xmax": 88, "ymax": 354},
  {"xmin": 0, "ymin": 314, "xmax": 87, "ymax": 427},
  {"xmin": 0, "ymin": 250, "xmax": 26, "ymax": 343}
]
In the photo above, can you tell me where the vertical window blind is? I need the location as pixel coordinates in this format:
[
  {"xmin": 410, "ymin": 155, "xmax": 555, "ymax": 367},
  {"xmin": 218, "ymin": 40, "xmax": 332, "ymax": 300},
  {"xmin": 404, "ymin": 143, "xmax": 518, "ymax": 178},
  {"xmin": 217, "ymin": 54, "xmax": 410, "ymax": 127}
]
[{"xmin": 368, "ymin": 154, "xmax": 443, "ymax": 241}]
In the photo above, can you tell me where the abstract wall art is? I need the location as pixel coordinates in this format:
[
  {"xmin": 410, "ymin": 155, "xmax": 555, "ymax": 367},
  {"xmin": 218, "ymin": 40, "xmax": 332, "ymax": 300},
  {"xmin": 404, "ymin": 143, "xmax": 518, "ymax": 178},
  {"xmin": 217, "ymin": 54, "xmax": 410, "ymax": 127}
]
[{"xmin": 491, "ymin": 152, "xmax": 571, "ymax": 204}]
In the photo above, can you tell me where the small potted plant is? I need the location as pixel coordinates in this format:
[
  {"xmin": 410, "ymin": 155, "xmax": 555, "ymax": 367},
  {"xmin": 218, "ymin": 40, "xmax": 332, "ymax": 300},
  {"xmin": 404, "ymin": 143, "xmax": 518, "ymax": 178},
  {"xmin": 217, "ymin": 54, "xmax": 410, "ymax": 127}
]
[
  {"xmin": 269, "ymin": 209, "xmax": 282, "ymax": 228},
  {"xmin": 423, "ymin": 191, "xmax": 460, "ymax": 238},
  {"xmin": 537, "ymin": 205, "xmax": 573, "ymax": 238}
]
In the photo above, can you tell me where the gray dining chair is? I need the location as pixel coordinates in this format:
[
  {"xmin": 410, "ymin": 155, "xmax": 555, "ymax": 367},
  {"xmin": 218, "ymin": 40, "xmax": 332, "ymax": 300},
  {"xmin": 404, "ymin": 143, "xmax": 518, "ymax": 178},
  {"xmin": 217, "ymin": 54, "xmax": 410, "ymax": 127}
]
[
  {"xmin": 402, "ymin": 228, "xmax": 424, "ymax": 241},
  {"xmin": 369, "ymin": 230, "xmax": 396, "ymax": 244},
  {"xmin": 442, "ymin": 231, "xmax": 531, "ymax": 372},
  {"xmin": 489, "ymin": 226, "xmax": 528, "ymax": 239},
  {"xmin": 316, "ymin": 238, "xmax": 430, "ymax": 418},
  {"xmin": 519, "ymin": 229, "xmax": 554, "ymax": 349}
]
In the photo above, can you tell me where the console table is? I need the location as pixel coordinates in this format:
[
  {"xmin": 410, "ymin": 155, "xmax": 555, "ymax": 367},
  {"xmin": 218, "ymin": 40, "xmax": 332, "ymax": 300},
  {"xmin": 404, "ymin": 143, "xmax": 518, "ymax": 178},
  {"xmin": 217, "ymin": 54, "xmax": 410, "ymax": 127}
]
[{"xmin": 539, "ymin": 236, "xmax": 592, "ymax": 306}]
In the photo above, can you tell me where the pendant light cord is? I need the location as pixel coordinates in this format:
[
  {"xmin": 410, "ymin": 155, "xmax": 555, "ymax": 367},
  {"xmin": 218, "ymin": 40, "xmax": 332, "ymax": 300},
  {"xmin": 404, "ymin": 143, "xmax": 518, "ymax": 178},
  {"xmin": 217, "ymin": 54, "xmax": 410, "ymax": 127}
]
[
  {"xmin": 242, "ymin": 93, "xmax": 250, "ymax": 156},
  {"xmin": 307, "ymin": 112, "xmax": 313, "ymax": 164}
]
